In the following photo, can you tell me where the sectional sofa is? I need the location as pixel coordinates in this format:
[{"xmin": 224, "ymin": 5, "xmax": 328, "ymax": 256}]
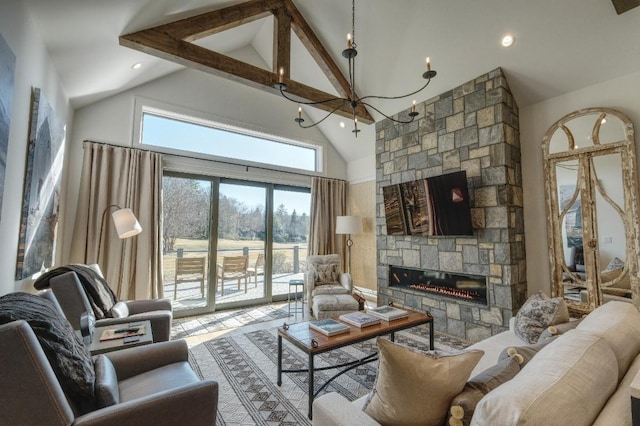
[{"xmin": 313, "ymin": 300, "xmax": 640, "ymax": 425}]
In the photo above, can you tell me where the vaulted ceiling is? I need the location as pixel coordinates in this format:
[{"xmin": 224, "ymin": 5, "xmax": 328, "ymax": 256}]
[{"xmin": 21, "ymin": 0, "xmax": 640, "ymax": 164}]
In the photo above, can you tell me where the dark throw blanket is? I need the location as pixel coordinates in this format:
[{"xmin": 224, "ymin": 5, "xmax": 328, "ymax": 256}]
[
  {"xmin": 33, "ymin": 264, "xmax": 118, "ymax": 319},
  {"xmin": 0, "ymin": 292, "xmax": 96, "ymax": 413}
]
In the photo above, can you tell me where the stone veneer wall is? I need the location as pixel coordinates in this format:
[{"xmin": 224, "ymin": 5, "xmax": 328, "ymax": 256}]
[{"xmin": 376, "ymin": 68, "xmax": 526, "ymax": 342}]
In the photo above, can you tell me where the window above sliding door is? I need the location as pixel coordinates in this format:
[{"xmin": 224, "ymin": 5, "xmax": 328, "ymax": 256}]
[{"xmin": 135, "ymin": 102, "xmax": 320, "ymax": 173}]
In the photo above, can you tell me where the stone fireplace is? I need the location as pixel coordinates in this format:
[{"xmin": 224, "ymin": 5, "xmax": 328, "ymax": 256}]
[{"xmin": 376, "ymin": 68, "xmax": 526, "ymax": 342}]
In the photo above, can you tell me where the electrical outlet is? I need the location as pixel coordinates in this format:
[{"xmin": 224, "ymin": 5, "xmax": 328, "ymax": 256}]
[{"xmin": 604, "ymin": 237, "xmax": 613, "ymax": 244}]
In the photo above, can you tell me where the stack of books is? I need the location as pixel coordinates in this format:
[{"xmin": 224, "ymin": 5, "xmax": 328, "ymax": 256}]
[
  {"xmin": 339, "ymin": 312, "xmax": 381, "ymax": 328},
  {"xmin": 366, "ymin": 306, "xmax": 409, "ymax": 321},
  {"xmin": 308, "ymin": 319, "xmax": 350, "ymax": 336}
]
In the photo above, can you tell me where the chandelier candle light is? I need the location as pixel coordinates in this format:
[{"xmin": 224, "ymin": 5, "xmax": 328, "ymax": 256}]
[{"xmin": 275, "ymin": 0, "xmax": 437, "ymax": 137}]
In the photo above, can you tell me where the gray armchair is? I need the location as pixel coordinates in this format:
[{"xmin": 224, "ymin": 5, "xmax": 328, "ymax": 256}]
[
  {"xmin": 0, "ymin": 319, "xmax": 218, "ymax": 425},
  {"xmin": 49, "ymin": 269, "xmax": 172, "ymax": 342}
]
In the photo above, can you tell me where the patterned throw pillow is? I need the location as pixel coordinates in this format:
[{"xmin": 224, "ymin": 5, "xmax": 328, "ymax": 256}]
[
  {"xmin": 314, "ymin": 263, "xmax": 339, "ymax": 285},
  {"xmin": 603, "ymin": 257, "xmax": 625, "ymax": 272},
  {"xmin": 514, "ymin": 291, "xmax": 569, "ymax": 344}
]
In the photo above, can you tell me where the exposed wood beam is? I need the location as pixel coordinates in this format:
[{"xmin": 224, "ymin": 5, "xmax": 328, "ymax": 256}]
[
  {"xmin": 285, "ymin": 0, "xmax": 354, "ymax": 102},
  {"xmin": 273, "ymin": 7, "xmax": 291, "ymax": 78},
  {"xmin": 119, "ymin": 0, "xmax": 374, "ymax": 124},
  {"xmin": 154, "ymin": 0, "xmax": 284, "ymax": 42},
  {"xmin": 120, "ymin": 29, "xmax": 373, "ymax": 122},
  {"xmin": 611, "ymin": 0, "xmax": 640, "ymax": 14}
]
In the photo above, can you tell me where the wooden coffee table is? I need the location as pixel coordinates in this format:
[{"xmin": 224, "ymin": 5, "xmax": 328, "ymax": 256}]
[{"xmin": 276, "ymin": 308, "xmax": 433, "ymax": 419}]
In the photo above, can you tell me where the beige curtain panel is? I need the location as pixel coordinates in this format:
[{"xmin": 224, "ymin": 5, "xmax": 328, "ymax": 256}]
[
  {"xmin": 70, "ymin": 141, "xmax": 164, "ymax": 300},
  {"xmin": 308, "ymin": 177, "xmax": 347, "ymax": 261}
]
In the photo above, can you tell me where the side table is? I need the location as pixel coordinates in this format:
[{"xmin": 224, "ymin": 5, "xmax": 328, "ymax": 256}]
[
  {"xmin": 85, "ymin": 320, "xmax": 153, "ymax": 355},
  {"xmin": 288, "ymin": 279, "xmax": 305, "ymax": 319}
]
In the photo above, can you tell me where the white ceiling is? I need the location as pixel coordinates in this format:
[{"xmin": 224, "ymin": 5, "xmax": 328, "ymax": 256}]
[{"xmin": 21, "ymin": 0, "xmax": 640, "ymax": 164}]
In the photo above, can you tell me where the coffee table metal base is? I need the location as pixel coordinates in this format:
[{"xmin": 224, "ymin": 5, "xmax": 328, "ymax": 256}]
[{"xmin": 276, "ymin": 313, "xmax": 433, "ymax": 419}]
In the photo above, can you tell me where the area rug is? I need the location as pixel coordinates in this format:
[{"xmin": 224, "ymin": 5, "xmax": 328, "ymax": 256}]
[{"xmin": 188, "ymin": 325, "xmax": 468, "ymax": 425}]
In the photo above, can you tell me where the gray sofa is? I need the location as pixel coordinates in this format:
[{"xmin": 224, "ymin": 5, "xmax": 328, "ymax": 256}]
[{"xmin": 313, "ymin": 301, "xmax": 640, "ymax": 425}]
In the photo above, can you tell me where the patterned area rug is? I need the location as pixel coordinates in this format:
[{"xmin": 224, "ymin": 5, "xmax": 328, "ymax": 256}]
[{"xmin": 188, "ymin": 325, "xmax": 468, "ymax": 425}]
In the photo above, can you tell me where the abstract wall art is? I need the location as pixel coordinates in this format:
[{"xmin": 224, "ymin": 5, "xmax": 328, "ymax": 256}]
[
  {"xmin": 16, "ymin": 88, "xmax": 65, "ymax": 279},
  {"xmin": 0, "ymin": 33, "xmax": 16, "ymax": 225}
]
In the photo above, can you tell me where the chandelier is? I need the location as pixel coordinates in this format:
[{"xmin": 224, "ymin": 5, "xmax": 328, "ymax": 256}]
[{"xmin": 274, "ymin": 0, "xmax": 437, "ymax": 137}]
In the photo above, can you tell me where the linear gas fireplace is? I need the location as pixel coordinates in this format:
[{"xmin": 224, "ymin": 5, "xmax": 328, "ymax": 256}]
[{"xmin": 389, "ymin": 266, "xmax": 488, "ymax": 305}]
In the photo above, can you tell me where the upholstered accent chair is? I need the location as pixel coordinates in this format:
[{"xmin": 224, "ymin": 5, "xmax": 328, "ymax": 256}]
[
  {"xmin": 44, "ymin": 266, "xmax": 172, "ymax": 342},
  {"xmin": 305, "ymin": 254, "xmax": 358, "ymax": 319},
  {"xmin": 0, "ymin": 319, "xmax": 218, "ymax": 425}
]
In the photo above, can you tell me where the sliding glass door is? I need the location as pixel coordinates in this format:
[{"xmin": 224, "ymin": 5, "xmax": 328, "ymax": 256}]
[
  {"xmin": 163, "ymin": 173, "xmax": 310, "ymax": 316},
  {"xmin": 215, "ymin": 181, "xmax": 267, "ymax": 308},
  {"xmin": 272, "ymin": 187, "xmax": 310, "ymax": 299},
  {"xmin": 162, "ymin": 175, "xmax": 213, "ymax": 312}
]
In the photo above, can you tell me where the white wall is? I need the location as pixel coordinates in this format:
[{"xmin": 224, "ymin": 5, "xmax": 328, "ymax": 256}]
[
  {"xmin": 520, "ymin": 70, "xmax": 640, "ymax": 296},
  {"xmin": 0, "ymin": 0, "xmax": 72, "ymax": 295},
  {"xmin": 63, "ymin": 68, "xmax": 346, "ymax": 262}
]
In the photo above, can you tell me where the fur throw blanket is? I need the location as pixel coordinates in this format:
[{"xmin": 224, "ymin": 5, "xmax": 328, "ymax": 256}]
[
  {"xmin": 33, "ymin": 264, "xmax": 118, "ymax": 319},
  {"xmin": 0, "ymin": 292, "xmax": 96, "ymax": 412}
]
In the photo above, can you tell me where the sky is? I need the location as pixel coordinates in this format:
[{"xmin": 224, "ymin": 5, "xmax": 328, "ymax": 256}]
[
  {"xmin": 220, "ymin": 183, "xmax": 310, "ymax": 215},
  {"xmin": 142, "ymin": 113, "xmax": 316, "ymax": 172}
]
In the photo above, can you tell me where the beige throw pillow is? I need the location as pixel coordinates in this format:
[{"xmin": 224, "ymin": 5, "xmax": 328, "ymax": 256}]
[{"xmin": 363, "ymin": 338, "xmax": 483, "ymax": 426}]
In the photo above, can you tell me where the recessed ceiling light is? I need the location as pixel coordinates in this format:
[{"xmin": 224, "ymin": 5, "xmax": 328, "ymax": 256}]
[
  {"xmin": 501, "ymin": 34, "xmax": 515, "ymax": 47},
  {"xmin": 339, "ymin": 122, "xmax": 346, "ymax": 128},
  {"xmin": 132, "ymin": 63, "xmax": 142, "ymax": 70}
]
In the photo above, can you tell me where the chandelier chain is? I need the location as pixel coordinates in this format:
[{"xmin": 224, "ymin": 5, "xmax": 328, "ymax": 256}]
[{"xmin": 351, "ymin": 0, "xmax": 356, "ymax": 47}]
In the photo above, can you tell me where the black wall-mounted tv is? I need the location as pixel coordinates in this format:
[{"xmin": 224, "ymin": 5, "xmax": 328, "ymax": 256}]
[{"xmin": 382, "ymin": 170, "xmax": 473, "ymax": 236}]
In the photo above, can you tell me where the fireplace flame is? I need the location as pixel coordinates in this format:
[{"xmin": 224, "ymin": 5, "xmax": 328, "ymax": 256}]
[{"xmin": 408, "ymin": 282, "xmax": 481, "ymax": 300}]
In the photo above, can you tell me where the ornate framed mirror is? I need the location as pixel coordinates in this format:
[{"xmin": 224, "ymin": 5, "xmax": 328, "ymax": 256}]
[{"xmin": 542, "ymin": 107, "xmax": 640, "ymax": 313}]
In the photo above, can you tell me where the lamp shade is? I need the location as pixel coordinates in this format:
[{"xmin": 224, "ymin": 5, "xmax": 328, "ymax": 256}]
[
  {"xmin": 336, "ymin": 215, "xmax": 362, "ymax": 235},
  {"xmin": 111, "ymin": 208, "xmax": 142, "ymax": 239}
]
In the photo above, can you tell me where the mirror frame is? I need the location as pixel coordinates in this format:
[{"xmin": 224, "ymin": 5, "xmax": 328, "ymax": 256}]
[{"xmin": 542, "ymin": 107, "xmax": 640, "ymax": 313}]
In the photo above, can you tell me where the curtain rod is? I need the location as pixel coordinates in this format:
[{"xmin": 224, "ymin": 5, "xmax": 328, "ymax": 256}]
[{"xmin": 82, "ymin": 140, "xmax": 331, "ymax": 180}]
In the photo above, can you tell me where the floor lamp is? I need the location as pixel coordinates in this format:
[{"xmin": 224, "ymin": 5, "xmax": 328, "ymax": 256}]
[
  {"xmin": 97, "ymin": 205, "xmax": 143, "ymax": 260},
  {"xmin": 336, "ymin": 215, "xmax": 362, "ymax": 275}
]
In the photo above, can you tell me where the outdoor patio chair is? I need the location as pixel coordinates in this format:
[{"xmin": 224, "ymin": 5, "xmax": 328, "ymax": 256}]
[
  {"xmin": 247, "ymin": 253, "xmax": 265, "ymax": 287},
  {"xmin": 216, "ymin": 255, "xmax": 249, "ymax": 296},
  {"xmin": 174, "ymin": 256, "xmax": 207, "ymax": 300}
]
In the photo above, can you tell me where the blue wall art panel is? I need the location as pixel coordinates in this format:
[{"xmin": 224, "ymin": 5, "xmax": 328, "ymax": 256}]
[
  {"xmin": 0, "ymin": 33, "xmax": 16, "ymax": 225},
  {"xmin": 16, "ymin": 88, "xmax": 65, "ymax": 279}
]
